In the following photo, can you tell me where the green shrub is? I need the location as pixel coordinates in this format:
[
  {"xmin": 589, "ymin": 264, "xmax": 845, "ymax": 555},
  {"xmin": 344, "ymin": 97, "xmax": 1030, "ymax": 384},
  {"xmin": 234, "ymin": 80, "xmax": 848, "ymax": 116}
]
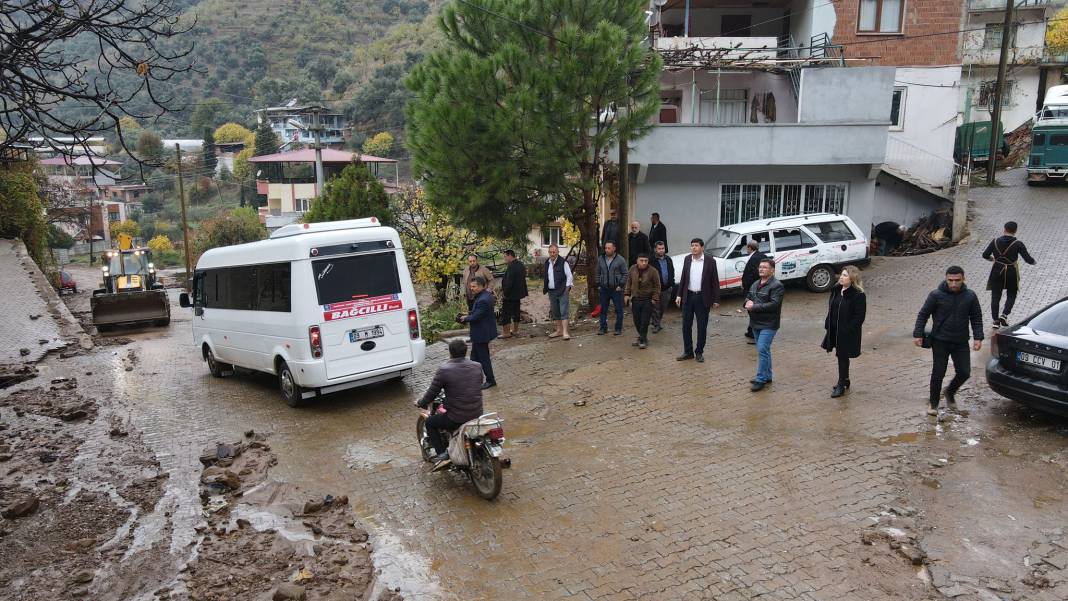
[{"xmin": 0, "ymin": 166, "xmax": 49, "ymax": 267}]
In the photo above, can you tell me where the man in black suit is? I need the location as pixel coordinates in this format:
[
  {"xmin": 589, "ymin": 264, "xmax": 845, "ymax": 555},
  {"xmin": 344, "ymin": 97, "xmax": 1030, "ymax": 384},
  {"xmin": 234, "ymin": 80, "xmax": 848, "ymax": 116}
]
[
  {"xmin": 499, "ymin": 249, "xmax": 527, "ymax": 339},
  {"xmin": 675, "ymin": 238, "xmax": 720, "ymax": 363},
  {"xmin": 649, "ymin": 212, "xmax": 668, "ymax": 254},
  {"xmin": 741, "ymin": 240, "xmax": 767, "ymax": 342}
]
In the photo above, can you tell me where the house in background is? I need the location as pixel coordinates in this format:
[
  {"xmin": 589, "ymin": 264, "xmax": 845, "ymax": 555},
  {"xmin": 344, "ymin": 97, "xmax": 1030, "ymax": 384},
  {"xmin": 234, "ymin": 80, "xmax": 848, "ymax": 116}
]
[
  {"xmin": 248, "ymin": 148, "xmax": 399, "ymax": 231},
  {"xmin": 254, "ymin": 100, "xmax": 350, "ymax": 151},
  {"xmin": 960, "ymin": 0, "xmax": 1068, "ymax": 133},
  {"xmin": 525, "ymin": 221, "xmax": 577, "ymax": 262}
]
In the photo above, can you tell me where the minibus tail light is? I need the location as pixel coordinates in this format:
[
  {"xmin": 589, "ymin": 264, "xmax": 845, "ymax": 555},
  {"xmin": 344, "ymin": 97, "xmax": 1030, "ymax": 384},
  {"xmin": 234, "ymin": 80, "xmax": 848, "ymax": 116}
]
[
  {"xmin": 309, "ymin": 325, "xmax": 323, "ymax": 358},
  {"xmin": 408, "ymin": 309, "xmax": 419, "ymax": 340}
]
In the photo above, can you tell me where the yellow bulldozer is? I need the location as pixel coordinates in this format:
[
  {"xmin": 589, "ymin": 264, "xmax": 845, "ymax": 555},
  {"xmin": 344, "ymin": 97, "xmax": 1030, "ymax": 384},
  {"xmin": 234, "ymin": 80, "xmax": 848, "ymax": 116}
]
[{"xmin": 90, "ymin": 234, "xmax": 171, "ymax": 331}]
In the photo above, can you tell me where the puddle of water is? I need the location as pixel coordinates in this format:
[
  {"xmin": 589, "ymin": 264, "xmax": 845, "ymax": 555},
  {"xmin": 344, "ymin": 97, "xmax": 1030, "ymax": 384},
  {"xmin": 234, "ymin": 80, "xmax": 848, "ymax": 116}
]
[
  {"xmin": 878, "ymin": 432, "xmax": 927, "ymax": 445},
  {"xmin": 965, "ymin": 437, "xmax": 980, "ymax": 446},
  {"xmin": 345, "ymin": 442, "xmax": 412, "ymax": 471},
  {"xmin": 366, "ymin": 528, "xmax": 441, "ymax": 600}
]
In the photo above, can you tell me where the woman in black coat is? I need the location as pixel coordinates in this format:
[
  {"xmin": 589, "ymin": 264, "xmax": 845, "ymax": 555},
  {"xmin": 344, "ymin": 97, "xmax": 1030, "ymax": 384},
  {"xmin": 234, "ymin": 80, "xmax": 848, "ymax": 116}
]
[{"xmin": 821, "ymin": 265, "xmax": 867, "ymax": 398}]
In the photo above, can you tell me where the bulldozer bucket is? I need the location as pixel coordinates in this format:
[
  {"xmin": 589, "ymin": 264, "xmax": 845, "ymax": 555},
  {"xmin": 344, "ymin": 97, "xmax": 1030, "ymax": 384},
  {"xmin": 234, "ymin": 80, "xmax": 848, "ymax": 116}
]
[{"xmin": 91, "ymin": 289, "xmax": 171, "ymax": 327}]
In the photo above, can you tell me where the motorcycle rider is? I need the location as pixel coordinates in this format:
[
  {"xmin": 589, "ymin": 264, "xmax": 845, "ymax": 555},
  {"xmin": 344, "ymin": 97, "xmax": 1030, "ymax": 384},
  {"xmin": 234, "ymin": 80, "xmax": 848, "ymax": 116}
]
[{"xmin": 415, "ymin": 338, "xmax": 485, "ymax": 470}]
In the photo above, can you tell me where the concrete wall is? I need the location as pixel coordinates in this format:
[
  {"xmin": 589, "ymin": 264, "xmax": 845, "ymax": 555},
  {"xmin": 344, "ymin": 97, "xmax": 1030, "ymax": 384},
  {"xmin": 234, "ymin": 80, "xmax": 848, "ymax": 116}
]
[
  {"xmin": 872, "ymin": 172, "xmax": 952, "ymax": 227},
  {"xmin": 886, "ymin": 66, "xmax": 962, "ymax": 188},
  {"xmin": 633, "ymin": 164, "xmax": 877, "ymax": 253},
  {"xmin": 798, "ymin": 67, "xmax": 896, "ymax": 123}
]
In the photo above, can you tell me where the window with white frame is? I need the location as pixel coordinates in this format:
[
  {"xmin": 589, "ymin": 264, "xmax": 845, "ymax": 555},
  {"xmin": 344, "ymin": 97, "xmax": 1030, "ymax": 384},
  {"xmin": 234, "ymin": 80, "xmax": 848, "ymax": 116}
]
[
  {"xmin": 700, "ymin": 89, "xmax": 749, "ymax": 125},
  {"xmin": 295, "ymin": 198, "xmax": 312, "ymax": 212},
  {"xmin": 890, "ymin": 87, "xmax": 906, "ymax": 131},
  {"xmin": 719, "ymin": 183, "xmax": 848, "ymax": 227},
  {"xmin": 858, "ymin": 0, "xmax": 903, "ymax": 34},
  {"xmin": 541, "ymin": 226, "xmax": 562, "ymax": 246}
]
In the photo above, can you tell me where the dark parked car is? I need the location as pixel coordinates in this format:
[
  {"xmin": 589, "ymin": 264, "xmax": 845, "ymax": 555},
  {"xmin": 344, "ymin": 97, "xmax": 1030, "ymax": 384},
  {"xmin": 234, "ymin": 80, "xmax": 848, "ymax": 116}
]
[{"xmin": 986, "ymin": 297, "xmax": 1068, "ymax": 417}]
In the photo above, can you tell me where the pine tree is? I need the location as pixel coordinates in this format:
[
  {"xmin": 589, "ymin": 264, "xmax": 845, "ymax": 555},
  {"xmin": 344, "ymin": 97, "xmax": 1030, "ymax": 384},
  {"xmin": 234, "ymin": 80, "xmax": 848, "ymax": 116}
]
[
  {"xmin": 302, "ymin": 162, "xmax": 394, "ymax": 225},
  {"xmin": 201, "ymin": 127, "xmax": 217, "ymax": 176},
  {"xmin": 405, "ymin": 0, "xmax": 661, "ymax": 303},
  {"xmin": 254, "ymin": 120, "xmax": 280, "ymax": 157}
]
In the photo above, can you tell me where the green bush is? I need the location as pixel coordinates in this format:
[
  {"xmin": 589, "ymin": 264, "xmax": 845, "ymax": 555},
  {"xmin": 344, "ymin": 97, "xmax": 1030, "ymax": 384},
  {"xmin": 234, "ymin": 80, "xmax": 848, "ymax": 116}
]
[
  {"xmin": 0, "ymin": 166, "xmax": 49, "ymax": 267},
  {"xmin": 419, "ymin": 296, "xmax": 468, "ymax": 343}
]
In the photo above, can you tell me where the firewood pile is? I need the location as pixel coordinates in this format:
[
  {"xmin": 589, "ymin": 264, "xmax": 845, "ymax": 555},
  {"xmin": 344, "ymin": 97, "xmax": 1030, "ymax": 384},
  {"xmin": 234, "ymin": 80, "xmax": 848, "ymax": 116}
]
[
  {"xmin": 1003, "ymin": 119, "xmax": 1033, "ymax": 168},
  {"xmin": 894, "ymin": 209, "xmax": 955, "ymax": 256}
]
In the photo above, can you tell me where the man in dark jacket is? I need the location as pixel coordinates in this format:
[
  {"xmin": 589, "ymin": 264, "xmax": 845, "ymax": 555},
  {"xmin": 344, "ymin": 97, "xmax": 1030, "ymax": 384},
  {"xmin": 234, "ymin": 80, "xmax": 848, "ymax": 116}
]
[
  {"xmin": 741, "ymin": 240, "xmax": 768, "ymax": 342},
  {"xmin": 600, "ymin": 210, "xmax": 620, "ymax": 250},
  {"xmin": 873, "ymin": 221, "xmax": 907, "ymax": 256},
  {"xmin": 649, "ymin": 213, "xmax": 668, "ymax": 254},
  {"xmin": 499, "ymin": 249, "xmax": 527, "ymax": 339},
  {"xmin": 416, "ymin": 339, "xmax": 484, "ymax": 468},
  {"xmin": 651, "ymin": 241, "xmax": 675, "ymax": 333},
  {"xmin": 746, "ymin": 259, "xmax": 784, "ymax": 391},
  {"xmin": 675, "ymin": 238, "xmax": 721, "ymax": 362},
  {"xmin": 627, "ymin": 221, "xmax": 651, "ymax": 266},
  {"xmin": 461, "ymin": 276, "xmax": 498, "ymax": 389},
  {"xmin": 624, "ymin": 254, "xmax": 661, "ymax": 349},
  {"xmin": 981, "ymin": 221, "xmax": 1036, "ymax": 328},
  {"xmin": 913, "ymin": 266, "xmax": 984, "ymax": 415},
  {"xmin": 596, "ymin": 241, "xmax": 628, "ymax": 335}
]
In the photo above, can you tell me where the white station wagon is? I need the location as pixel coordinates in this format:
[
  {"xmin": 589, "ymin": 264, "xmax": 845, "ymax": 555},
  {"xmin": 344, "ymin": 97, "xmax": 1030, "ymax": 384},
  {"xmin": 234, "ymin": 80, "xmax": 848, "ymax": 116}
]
[{"xmin": 672, "ymin": 214, "xmax": 871, "ymax": 293}]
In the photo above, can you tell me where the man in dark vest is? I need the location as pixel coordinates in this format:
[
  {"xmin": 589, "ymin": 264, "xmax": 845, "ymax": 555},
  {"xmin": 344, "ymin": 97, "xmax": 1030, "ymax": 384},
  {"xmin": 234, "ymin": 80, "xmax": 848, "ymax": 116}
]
[
  {"xmin": 981, "ymin": 221, "xmax": 1036, "ymax": 329},
  {"xmin": 499, "ymin": 249, "xmax": 527, "ymax": 339},
  {"xmin": 741, "ymin": 239, "xmax": 768, "ymax": 342},
  {"xmin": 542, "ymin": 243, "xmax": 573, "ymax": 340}
]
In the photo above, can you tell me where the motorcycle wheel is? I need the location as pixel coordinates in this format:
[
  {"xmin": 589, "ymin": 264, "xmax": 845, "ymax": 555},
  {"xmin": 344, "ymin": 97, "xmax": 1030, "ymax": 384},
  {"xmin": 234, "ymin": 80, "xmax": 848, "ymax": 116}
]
[
  {"xmin": 415, "ymin": 415, "xmax": 434, "ymax": 463},
  {"xmin": 469, "ymin": 445, "xmax": 502, "ymax": 501}
]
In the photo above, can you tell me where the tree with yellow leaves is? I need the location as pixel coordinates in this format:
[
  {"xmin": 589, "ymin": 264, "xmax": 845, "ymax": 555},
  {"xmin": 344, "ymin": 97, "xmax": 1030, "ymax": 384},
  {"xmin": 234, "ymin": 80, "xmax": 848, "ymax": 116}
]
[
  {"xmin": 213, "ymin": 122, "xmax": 253, "ymax": 144},
  {"xmin": 147, "ymin": 234, "xmax": 174, "ymax": 253},
  {"xmin": 392, "ymin": 186, "xmax": 482, "ymax": 303},
  {"xmin": 1048, "ymin": 8, "xmax": 1068, "ymax": 55},
  {"xmin": 362, "ymin": 132, "xmax": 394, "ymax": 157},
  {"xmin": 109, "ymin": 219, "xmax": 141, "ymax": 240}
]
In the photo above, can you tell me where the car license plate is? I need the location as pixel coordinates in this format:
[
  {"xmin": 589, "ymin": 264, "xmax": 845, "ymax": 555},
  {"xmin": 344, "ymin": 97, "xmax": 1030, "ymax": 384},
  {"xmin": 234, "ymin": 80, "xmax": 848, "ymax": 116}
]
[
  {"xmin": 1017, "ymin": 351, "xmax": 1061, "ymax": 372},
  {"xmin": 349, "ymin": 326, "xmax": 384, "ymax": 343}
]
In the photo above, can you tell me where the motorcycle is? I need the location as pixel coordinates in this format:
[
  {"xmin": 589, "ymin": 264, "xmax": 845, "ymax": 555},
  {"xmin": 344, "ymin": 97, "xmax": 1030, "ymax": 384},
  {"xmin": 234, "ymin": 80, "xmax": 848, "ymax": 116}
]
[{"xmin": 416, "ymin": 394, "xmax": 505, "ymax": 500}]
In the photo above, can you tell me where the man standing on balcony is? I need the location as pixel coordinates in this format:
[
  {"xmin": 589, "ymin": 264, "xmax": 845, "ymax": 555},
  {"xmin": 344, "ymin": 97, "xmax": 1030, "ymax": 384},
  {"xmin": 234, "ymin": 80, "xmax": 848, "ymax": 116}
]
[{"xmin": 649, "ymin": 212, "xmax": 668, "ymax": 254}]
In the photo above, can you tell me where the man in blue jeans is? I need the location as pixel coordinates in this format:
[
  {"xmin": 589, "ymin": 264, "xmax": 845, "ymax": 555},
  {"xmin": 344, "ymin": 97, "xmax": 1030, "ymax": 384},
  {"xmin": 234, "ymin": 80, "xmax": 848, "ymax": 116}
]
[
  {"xmin": 596, "ymin": 241, "xmax": 628, "ymax": 335},
  {"xmin": 745, "ymin": 259, "xmax": 784, "ymax": 391}
]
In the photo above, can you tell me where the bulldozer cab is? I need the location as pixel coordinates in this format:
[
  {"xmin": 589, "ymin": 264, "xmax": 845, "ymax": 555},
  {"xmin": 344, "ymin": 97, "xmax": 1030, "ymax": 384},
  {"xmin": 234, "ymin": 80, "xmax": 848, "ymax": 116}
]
[
  {"xmin": 103, "ymin": 249, "xmax": 156, "ymax": 293},
  {"xmin": 92, "ymin": 248, "xmax": 170, "ymax": 330}
]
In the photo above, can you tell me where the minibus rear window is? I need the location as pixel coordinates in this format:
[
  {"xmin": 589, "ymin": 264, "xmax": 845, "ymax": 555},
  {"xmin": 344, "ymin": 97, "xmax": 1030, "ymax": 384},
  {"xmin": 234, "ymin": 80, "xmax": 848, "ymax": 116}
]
[{"xmin": 313, "ymin": 252, "xmax": 401, "ymax": 306}]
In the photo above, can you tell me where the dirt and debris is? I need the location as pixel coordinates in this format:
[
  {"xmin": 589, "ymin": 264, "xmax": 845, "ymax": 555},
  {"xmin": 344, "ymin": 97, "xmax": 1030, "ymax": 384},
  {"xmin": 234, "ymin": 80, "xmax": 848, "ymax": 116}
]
[
  {"xmin": 1004, "ymin": 119, "xmax": 1033, "ymax": 168},
  {"xmin": 185, "ymin": 432, "xmax": 400, "ymax": 601},
  {"xmin": 894, "ymin": 209, "xmax": 956, "ymax": 256},
  {"xmin": 0, "ymin": 364, "xmax": 36, "ymax": 389}
]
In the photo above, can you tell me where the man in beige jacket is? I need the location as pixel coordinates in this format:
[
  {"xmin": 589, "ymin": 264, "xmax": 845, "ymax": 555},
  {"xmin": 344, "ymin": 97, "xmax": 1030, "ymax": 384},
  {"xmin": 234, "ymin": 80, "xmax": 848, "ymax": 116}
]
[{"xmin": 462, "ymin": 254, "xmax": 495, "ymax": 311}]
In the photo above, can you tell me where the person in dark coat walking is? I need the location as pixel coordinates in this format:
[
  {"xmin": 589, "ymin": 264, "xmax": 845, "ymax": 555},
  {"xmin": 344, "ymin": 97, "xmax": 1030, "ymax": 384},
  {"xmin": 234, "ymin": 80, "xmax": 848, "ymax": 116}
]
[
  {"xmin": 821, "ymin": 266, "xmax": 867, "ymax": 398},
  {"xmin": 600, "ymin": 209, "xmax": 621, "ymax": 250},
  {"xmin": 649, "ymin": 213, "xmax": 668, "ymax": 254},
  {"xmin": 416, "ymin": 339, "xmax": 485, "ymax": 468},
  {"xmin": 461, "ymin": 276, "xmax": 498, "ymax": 389},
  {"xmin": 627, "ymin": 221, "xmax": 651, "ymax": 266},
  {"xmin": 741, "ymin": 240, "xmax": 768, "ymax": 342},
  {"xmin": 499, "ymin": 249, "xmax": 527, "ymax": 339},
  {"xmin": 913, "ymin": 266, "xmax": 984, "ymax": 415},
  {"xmin": 675, "ymin": 238, "xmax": 720, "ymax": 362},
  {"xmin": 651, "ymin": 241, "xmax": 675, "ymax": 333},
  {"xmin": 746, "ymin": 259, "xmax": 784, "ymax": 391},
  {"xmin": 981, "ymin": 221, "xmax": 1036, "ymax": 329}
]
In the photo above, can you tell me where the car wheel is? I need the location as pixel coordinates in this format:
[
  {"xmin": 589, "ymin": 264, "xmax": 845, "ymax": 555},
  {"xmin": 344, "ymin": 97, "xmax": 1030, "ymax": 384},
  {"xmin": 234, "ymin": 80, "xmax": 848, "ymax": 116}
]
[
  {"xmin": 806, "ymin": 264, "xmax": 836, "ymax": 293},
  {"xmin": 206, "ymin": 347, "xmax": 231, "ymax": 378},
  {"xmin": 278, "ymin": 361, "xmax": 304, "ymax": 408}
]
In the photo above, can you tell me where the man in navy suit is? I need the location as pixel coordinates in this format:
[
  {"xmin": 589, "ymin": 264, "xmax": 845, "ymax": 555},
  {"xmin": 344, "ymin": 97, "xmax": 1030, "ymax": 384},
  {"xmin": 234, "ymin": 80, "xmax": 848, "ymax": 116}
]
[{"xmin": 461, "ymin": 276, "xmax": 498, "ymax": 389}]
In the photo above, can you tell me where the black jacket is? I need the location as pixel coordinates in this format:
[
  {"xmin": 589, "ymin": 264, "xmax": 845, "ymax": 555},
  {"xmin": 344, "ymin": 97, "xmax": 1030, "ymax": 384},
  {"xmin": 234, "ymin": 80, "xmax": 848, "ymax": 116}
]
[
  {"xmin": 464, "ymin": 289, "xmax": 498, "ymax": 343},
  {"xmin": 649, "ymin": 222, "xmax": 668, "ymax": 253},
  {"xmin": 418, "ymin": 357, "xmax": 484, "ymax": 422},
  {"xmin": 982, "ymin": 235, "xmax": 1035, "ymax": 291},
  {"xmin": 741, "ymin": 251, "xmax": 767, "ymax": 292},
  {"xmin": 601, "ymin": 219, "xmax": 620, "ymax": 249},
  {"xmin": 821, "ymin": 285, "xmax": 866, "ymax": 358},
  {"xmin": 652, "ymin": 253, "xmax": 675, "ymax": 290},
  {"xmin": 500, "ymin": 260, "xmax": 528, "ymax": 301},
  {"xmin": 873, "ymin": 221, "xmax": 903, "ymax": 243},
  {"xmin": 912, "ymin": 281, "xmax": 984, "ymax": 343},
  {"xmin": 746, "ymin": 277, "xmax": 785, "ymax": 330},
  {"xmin": 628, "ymin": 231, "xmax": 651, "ymax": 265}
]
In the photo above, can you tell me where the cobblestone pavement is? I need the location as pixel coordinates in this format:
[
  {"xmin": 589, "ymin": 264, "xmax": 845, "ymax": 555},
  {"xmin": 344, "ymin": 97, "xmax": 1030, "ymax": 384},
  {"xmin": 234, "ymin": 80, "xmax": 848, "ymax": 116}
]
[
  {"xmin": 11, "ymin": 172, "xmax": 1067, "ymax": 600},
  {"xmin": 0, "ymin": 239, "xmax": 65, "ymax": 364}
]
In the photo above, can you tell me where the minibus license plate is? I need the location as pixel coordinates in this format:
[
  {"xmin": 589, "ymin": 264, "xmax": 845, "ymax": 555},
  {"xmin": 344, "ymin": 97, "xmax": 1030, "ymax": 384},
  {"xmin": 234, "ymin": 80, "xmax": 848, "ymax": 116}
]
[
  {"xmin": 349, "ymin": 326, "xmax": 384, "ymax": 343},
  {"xmin": 1017, "ymin": 351, "xmax": 1061, "ymax": 372}
]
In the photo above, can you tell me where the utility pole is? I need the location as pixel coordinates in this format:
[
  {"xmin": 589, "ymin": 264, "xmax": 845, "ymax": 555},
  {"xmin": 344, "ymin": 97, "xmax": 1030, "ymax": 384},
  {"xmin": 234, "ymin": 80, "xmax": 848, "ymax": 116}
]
[
  {"xmin": 308, "ymin": 105, "xmax": 325, "ymax": 196},
  {"xmin": 175, "ymin": 144, "xmax": 193, "ymax": 285},
  {"xmin": 986, "ymin": 0, "xmax": 1014, "ymax": 184}
]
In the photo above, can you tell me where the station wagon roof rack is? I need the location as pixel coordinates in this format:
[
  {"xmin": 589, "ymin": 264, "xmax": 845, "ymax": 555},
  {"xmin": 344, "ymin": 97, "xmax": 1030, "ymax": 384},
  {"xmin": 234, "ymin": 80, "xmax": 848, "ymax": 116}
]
[{"xmin": 270, "ymin": 217, "xmax": 381, "ymax": 239}]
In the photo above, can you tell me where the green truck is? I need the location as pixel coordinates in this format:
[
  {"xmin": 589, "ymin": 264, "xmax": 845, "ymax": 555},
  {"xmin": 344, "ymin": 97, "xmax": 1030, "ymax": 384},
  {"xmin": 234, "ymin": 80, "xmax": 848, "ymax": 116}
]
[
  {"xmin": 954, "ymin": 120, "xmax": 1009, "ymax": 164},
  {"xmin": 1027, "ymin": 85, "xmax": 1068, "ymax": 185}
]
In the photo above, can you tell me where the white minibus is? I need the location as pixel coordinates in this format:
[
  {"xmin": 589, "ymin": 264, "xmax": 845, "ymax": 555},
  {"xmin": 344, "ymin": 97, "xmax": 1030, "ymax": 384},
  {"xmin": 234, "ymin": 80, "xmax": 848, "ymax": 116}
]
[{"xmin": 179, "ymin": 218, "xmax": 426, "ymax": 406}]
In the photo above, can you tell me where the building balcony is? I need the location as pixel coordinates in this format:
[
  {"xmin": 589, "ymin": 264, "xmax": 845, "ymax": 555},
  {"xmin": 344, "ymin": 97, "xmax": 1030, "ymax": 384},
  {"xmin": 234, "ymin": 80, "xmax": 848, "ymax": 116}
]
[
  {"xmin": 656, "ymin": 36, "xmax": 779, "ymax": 60},
  {"xmin": 1043, "ymin": 47, "xmax": 1068, "ymax": 65},
  {"xmin": 968, "ymin": 0, "xmax": 1052, "ymax": 12}
]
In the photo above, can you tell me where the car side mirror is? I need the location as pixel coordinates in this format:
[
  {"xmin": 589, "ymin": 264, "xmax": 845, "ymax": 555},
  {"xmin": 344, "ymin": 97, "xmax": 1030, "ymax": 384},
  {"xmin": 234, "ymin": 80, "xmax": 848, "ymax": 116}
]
[{"xmin": 179, "ymin": 292, "xmax": 191, "ymax": 308}]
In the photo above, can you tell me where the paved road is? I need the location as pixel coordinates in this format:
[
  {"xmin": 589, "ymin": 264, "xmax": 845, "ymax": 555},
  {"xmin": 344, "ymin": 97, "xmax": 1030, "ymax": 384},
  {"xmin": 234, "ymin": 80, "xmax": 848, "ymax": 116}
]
[
  {"xmin": 0, "ymin": 239, "xmax": 65, "ymax": 364},
  {"xmin": 28, "ymin": 172, "xmax": 1068, "ymax": 600}
]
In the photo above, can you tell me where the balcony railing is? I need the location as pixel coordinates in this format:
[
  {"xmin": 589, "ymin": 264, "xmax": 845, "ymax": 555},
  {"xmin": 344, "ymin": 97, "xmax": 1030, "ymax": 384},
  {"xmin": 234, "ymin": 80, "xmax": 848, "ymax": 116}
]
[
  {"xmin": 1043, "ymin": 47, "xmax": 1068, "ymax": 65},
  {"xmin": 656, "ymin": 36, "xmax": 779, "ymax": 60},
  {"xmin": 968, "ymin": 0, "xmax": 1051, "ymax": 11}
]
